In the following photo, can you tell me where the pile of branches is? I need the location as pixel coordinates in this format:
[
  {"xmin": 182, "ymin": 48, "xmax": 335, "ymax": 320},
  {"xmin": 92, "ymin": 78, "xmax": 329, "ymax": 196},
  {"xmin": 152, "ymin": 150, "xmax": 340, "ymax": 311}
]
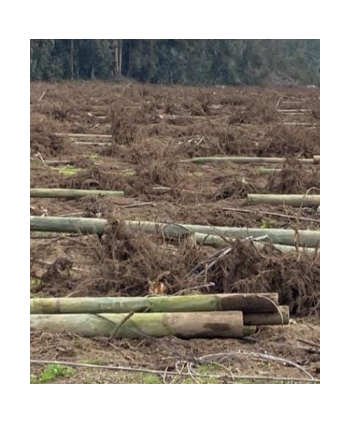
[{"xmin": 267, "ymin": 158, "xmax": 320, "ymax": 194}]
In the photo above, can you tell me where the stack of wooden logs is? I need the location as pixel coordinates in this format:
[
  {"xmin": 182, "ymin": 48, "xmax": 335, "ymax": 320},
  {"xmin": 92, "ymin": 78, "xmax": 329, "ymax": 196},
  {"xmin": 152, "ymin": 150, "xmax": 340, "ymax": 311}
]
[{"xmin": 30, "ymin": 293, "xmax": 289, "ymax": 339}]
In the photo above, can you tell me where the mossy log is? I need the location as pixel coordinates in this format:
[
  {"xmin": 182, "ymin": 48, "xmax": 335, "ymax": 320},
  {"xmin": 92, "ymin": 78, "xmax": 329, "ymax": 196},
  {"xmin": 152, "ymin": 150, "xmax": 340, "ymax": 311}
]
[
  {"xmin": 181, "ymin": 156, "xmax": 314, "ymax": 165},
  {"xmin": 30, "ymin": 293, "xmax": 279, "ymax": 315},
  {"xmin": 247, "ymin": 194, "xmax": 320, "ymax": 207},
  {"xmin": 30, "ymin": 311, "xmax": 244, "ymax": 339},
  {"xmin": 30, "ymin": 217, "xmax": 320, "ymax": 248},
  {"xmin": 243, "ymin": 306, "xmax": 290, "ymax": 325}
]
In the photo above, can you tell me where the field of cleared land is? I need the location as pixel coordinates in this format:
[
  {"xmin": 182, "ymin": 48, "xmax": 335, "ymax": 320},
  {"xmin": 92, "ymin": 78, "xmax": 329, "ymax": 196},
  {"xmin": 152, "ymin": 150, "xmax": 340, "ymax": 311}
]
[{"xmin": 30, "ymin": 81, "xmax": 320, "ymax": 384}]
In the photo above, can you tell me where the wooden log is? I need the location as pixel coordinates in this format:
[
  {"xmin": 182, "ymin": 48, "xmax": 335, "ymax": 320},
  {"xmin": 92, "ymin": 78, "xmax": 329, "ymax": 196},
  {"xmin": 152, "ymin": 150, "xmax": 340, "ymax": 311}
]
[
  {"xmin": 192, "ymin": 232, "xmax": 317, "ymax": 254},
  {"xmin": 247, "ymin": 194, "xmax": 320, "ymax": 207},
  {"xmin": 243, "ymin": 326, "xmax": 257, "ymax": 336},
  {"xmin": 74, "ymin": 141, "xmax": 111, "ymax": 146},
  {"xmin": 181, "ymin": 156, "xmax": 314, "ymax": 165},
  {"xmin": 277, "ymin": 109, "xmax": 310, "ymax": 113},
  {"xmin": 30, "ymin": 216, "xmax": 106, "ymax": 235},
  {"xmin": 54, "ymin": 133, "xmax": 112, "ymax": 139},
  {"xmin": 30, "ymin": 188, "xmax": 124, "ymax": 199},
  {"xmin": 243, "ymin": 306, "xmax": 290, "ymax": 326},
  {"xmin": 45, "ymin": 160, "xmax": 78, "ymax": 166},
  {"xmin": 313, "ymin": 155, "xmax": 320, "ymax": 164},
  {"xmin": 30, "ymin": 311, "xmax": 244, "ymax": 339},
  {"xmin": 30, "ymin": 293, "xmax": 279, "ymax": 315},
  {"xmin": 127, "ymin": 221, "xmax": 319, "ymax": 247},
  {"xmin": 30, "ymin": 217, "xmax": 320, "ymax": 248},
  {"xmin": 259, "ymin": 165, "xmax": 318, "ymax": 175},
  {"xmin": 30, "ymin": 159, "xmax": 78, "ymax": 166}
]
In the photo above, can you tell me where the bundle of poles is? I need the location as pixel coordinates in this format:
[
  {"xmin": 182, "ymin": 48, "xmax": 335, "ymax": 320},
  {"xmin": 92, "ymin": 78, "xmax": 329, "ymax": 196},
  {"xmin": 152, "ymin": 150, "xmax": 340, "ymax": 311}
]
[{"xmin": 30, "ymin": 293, "xmax": 289, "ymax": 339}]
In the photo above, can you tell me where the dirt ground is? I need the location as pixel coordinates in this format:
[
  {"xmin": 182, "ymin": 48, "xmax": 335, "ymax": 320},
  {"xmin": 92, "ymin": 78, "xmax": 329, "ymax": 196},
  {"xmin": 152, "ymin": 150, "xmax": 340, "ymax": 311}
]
[{"xmin": 30, "ymin": 81, "xmax": 320, "ymax": 384}]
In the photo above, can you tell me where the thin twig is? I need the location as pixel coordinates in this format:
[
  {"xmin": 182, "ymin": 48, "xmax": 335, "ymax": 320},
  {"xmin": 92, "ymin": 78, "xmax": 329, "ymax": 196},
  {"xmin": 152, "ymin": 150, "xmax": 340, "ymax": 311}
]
[
  {"xmin": 257, "ymin": 294, "xmax": 286, "ymax": 325},
  {"xmin": 121, "ymin": 202, "xmax": 155, "ymax": 209},
  {"xmin": 172, "ymin": 282, "xmax": 215, "ymax": 295},
  {"xmin": 36, "ymin": 152, "xmax": 47, "ymax": 167},
  {"xmin": 108, "ymin": 311, "xmax": 135, "ymax": 339},
  {"xmin": 198, "ymin": 350, "xmax": 315, "ymax": 380},
  {"xmin": 222, "ymin": 208, "xmax": 320, "ymax": 224},
  {"xmin": 38, "ymin": 91, "xmax": 46, "ymax": 101},
  {"xmin": 297, "ymin": 338, "xmax": 320, "ymax": 349}
]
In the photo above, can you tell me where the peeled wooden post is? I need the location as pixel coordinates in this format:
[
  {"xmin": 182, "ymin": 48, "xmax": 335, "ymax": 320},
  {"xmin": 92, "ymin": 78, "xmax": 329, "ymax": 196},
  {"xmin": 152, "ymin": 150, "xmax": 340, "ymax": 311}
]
[
  {"xmin": 54, "ymin": 133, "xmax": 112, "ymax": 139},
  {"xmin": 258, "ymin": 167, "xmax": 315, "ymax": 175},
  {"xmin": 192, "ymin": 232, "xmax": 317, "ymax": 254},
  {"xmin": 30, "ymin": 293, "xmax": 280, "ymax": 315},
  {"xmin": 30, "ymin": 216, "xmax": 106, "ymax": 235},
  {"xmin": 30, "ymin": 217, "xmax": 320, "ymax": 248},
  {"xmin": 247, "ymin": 194, "xmax": 320, "ymax": 207},
  {"xmin": 30, "ymin": 188, "xmax": 124, "ymax": 199},
  {"xmin": 243, "ymin": 306, "xmax": 290, "ymax": 325},
  {"xmin": 127, "ymin": 221, "xmax": 320, "ymax": 247},
  {"xmin": 30, "ymin": 311, "xmax": 244, "ymax": 339},
  {"xmin": 181, "ymin": 156, "xmax": 314, "ymax": 165},
  {"xmin": 74, "ymin": 141, "xmax": 111, "ymax": 146},
  {"xmin": 31, "ymin": 159, "xmax": 78, "ymax": 166}
]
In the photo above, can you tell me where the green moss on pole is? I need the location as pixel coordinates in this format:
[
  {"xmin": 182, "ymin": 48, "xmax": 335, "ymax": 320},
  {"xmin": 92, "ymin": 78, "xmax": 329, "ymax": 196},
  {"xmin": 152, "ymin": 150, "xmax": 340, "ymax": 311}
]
[
  {"xmin": 30, "ymin": 311, "xmax": 244, "ymax": 339},
  {"xmin": 30, "ymin": 293, "xmax": 280, "ymax": 315}
]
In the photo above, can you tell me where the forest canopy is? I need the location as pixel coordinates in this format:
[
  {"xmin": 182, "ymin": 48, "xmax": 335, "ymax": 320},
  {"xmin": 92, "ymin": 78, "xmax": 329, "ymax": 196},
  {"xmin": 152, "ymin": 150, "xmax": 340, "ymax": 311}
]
[{"xmin": 30, "ymin": 39, "xmax": 320, "ymax": 86}]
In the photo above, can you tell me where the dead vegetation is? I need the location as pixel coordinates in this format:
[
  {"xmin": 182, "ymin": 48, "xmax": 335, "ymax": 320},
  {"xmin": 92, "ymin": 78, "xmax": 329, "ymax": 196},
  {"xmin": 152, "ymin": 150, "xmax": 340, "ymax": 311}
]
[
  {"xmin": 267, "ymin": 158, "xmax": 320, "ymax": 194},
  {"xmin": 74, "ymin": 221, "xmax": 207, "ymax": 297},
  {"xmin": 30, "ymin": 82, "xmax": 320, "ymax": 382}
]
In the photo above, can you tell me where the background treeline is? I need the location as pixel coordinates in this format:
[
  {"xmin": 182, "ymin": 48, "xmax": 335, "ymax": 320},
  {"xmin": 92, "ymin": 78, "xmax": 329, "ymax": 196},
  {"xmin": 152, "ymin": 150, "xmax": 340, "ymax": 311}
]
[{"xmin": 30, "ymin": 39, "xmax": 320, "ymax": 86}]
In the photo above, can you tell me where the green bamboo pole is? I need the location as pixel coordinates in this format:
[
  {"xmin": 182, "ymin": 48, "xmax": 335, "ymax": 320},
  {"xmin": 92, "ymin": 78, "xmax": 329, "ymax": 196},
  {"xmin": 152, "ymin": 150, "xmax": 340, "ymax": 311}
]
[
  {"xmin": 243, "ymin": 306, "xmax": 290, "ymax": 326},
  {"xmin": 247, "ymin": 194, "xmax": 320, "ymax": 207},
  {"xmin": 30, "ymin": 216, "xmax": 320, "ymax": 249},
  {"xmin": 181, "ymin": 156, "xmax": 314, "ymax": 165},
  {"xmin": 30, "ymin": 293, "xmax": 279, "ymax": 315},
  {"xmin": 30, "ymin": 311, "xmax": 244, "ymax": 339},
  {"xmin": 30, "ymin": 188, "xmax": 124, "ymax": 199}
]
